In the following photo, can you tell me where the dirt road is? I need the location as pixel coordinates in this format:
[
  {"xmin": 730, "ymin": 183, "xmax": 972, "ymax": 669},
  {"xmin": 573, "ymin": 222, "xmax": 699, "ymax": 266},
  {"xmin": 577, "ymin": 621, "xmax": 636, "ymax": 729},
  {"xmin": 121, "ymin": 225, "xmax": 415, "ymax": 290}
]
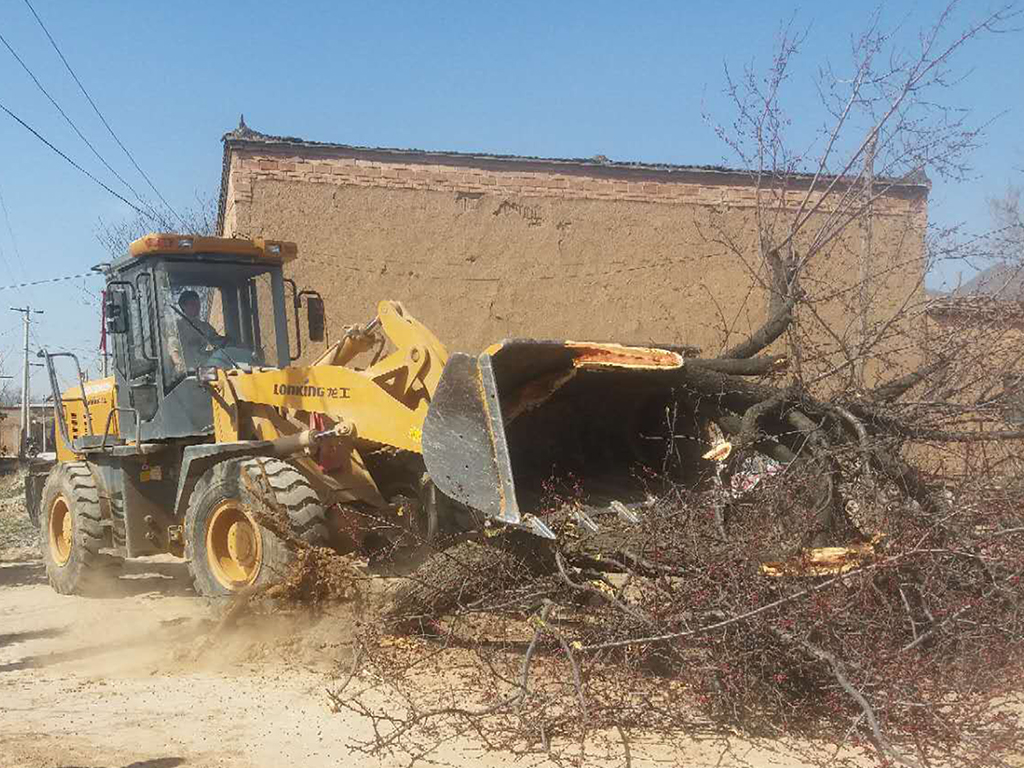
[
  {"xmin": 1, "ymin": 553, "xmax": 846, "ymax": 768},
  {"xmin": 0, "ymin": 454, "xmax": 831, "ymax": 768}
]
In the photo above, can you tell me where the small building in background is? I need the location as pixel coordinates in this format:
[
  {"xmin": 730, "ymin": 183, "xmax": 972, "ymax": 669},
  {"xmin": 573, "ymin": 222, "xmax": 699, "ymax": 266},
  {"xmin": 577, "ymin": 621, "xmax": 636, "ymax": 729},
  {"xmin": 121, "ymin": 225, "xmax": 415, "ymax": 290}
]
[
  {"xmin": 0, "ymin": 405, "xmax": 55, "ymax": 458},
  {"xmin": 922, "ymin": 262, "xmax": 1024, "ymax": 476},
  {"xmin": 927, "ymin": 262, "xmax": 1024, "ymax": 424},
  {"xmin": 0, "ymin": 407, "xmax": 19, "ymax": 457}
]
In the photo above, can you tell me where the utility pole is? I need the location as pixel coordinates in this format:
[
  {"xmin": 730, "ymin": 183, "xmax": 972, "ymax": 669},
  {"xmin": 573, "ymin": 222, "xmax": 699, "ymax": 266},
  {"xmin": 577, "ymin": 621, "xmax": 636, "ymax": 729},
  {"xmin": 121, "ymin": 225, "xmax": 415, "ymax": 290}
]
[{"xmin": 10, "ymin": 306, "xmax": 44, "ymax": 457}]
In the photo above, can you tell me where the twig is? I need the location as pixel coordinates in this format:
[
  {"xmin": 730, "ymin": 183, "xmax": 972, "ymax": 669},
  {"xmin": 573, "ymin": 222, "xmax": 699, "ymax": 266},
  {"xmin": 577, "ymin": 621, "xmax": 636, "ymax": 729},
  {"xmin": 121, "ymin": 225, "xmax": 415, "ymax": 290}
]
[
  {"xmin": 579, "ymin": 568, "xmax": 866, "ymax": 652},
  {"xmin": 327, "ymin": 643, "xmax": 365, "ymax": 711},
  {"xmin": 616, "ymin": 725, "xmax": 632, "ymax": 768},
  {"xmin": 828, "ymin": 403, "xmax": 872, "ymax": 480},
  {"xmin": 772, "ymin": 627, "xmax": 923, "ymax": 768},
  {"xmin": 690, "ymin": 355, "xmax": 789, "ymax": 376},
  {"xmin": 554, "ymin": 631, "xmax": 587, "ymax": 719},
  {"xmin": 722, "ymin": 297, "xmax": 797, "ymax": 359},
  {"xmin": 901, "ymin": 565, "xmax": 1024, "ymax": 652},
  {"xmin": 868, "ymin": 358, "xmax": 950, "ymax": 402},
  {"xmin": 514, "ymin": 603, "xmax": 551, "ymax": 710}
]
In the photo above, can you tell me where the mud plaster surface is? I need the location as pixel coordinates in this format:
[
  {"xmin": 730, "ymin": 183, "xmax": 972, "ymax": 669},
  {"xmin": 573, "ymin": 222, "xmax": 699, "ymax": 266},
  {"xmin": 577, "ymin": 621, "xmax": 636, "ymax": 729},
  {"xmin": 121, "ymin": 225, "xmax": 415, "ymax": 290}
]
[{"xmin": 238, "ymin": 182, "xmax": 924, "ymax": 386}]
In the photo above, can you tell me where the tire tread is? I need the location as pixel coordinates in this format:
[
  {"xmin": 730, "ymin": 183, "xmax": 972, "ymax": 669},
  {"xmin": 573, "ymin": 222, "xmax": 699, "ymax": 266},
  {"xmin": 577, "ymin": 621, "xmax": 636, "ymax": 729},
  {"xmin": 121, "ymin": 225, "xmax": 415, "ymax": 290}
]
[
  {"xmin": 184, "ymin": 457, "xmax": 329, "ymax": 597},
  {"xmin": 39, "ymin": 461, "xmax": 121, "ymax": 595}
]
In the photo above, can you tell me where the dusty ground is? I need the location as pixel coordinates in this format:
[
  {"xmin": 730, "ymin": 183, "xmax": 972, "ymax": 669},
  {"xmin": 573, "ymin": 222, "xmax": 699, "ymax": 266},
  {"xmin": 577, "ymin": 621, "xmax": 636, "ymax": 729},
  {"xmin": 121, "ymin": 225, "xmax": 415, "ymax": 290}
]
[
  {"xmin": 0, "ymin": 470, "xmax": 841, "ymax": 768},
  {"xmin": 0, "ymin": 469, "xmax": 36, "ymax": 563}
]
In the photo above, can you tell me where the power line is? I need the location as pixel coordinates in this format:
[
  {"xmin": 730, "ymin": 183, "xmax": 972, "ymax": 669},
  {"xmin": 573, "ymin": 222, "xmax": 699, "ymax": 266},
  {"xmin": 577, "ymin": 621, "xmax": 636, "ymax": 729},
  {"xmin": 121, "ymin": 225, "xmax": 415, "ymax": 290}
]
[
  {"xmin": 0, "ymin": 29, "xmax": 170, "ymax": 229},
  {"xmin": 0, "ymin": 184, "xmax": 26, "ymax": 284},
  {"xmin": 0, "ymin": 98, "xmax": 149, "ymax": 218},
  {"xmin": 22, "ymin": 0, "xmax": 187, "ymax": 229},
  {"xmin": 0, "ymin": 271, "xmax": 99, "ymax": 292},
  {"xmin": 0, "ymin": 181, "xmax": 32, "ymax": 313}
]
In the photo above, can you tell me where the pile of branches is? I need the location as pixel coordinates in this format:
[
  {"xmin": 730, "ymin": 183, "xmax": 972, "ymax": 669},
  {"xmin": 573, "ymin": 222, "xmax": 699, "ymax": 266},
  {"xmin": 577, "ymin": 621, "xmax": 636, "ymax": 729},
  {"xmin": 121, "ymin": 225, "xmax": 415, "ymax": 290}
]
[
  {"xmin": 340, "ymin": 471, "xmax": 1024, "ymax": 767},
  {"xmin": 330, "ymin": 306, "xmax": 1024, "ymax": 767}
]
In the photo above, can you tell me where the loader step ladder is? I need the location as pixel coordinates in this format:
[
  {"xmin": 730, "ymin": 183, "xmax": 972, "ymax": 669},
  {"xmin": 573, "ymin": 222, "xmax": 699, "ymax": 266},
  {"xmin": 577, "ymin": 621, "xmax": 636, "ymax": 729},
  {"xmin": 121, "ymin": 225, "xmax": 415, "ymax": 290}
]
[{"xmin": 38, "ymin": 350, "xmax": 140, "ymax": 452}]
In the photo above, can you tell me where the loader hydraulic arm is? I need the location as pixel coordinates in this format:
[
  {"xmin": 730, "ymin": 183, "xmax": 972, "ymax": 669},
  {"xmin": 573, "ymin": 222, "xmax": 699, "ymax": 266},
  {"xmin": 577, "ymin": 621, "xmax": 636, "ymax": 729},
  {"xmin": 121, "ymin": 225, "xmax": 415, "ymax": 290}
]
[
  {"xmin": 311, "ymin": 317, "xmax": 381, "ymax": 369},
  {"xmin": 209, "ymin": 301, "xmax": 449, "ymax": 454}
]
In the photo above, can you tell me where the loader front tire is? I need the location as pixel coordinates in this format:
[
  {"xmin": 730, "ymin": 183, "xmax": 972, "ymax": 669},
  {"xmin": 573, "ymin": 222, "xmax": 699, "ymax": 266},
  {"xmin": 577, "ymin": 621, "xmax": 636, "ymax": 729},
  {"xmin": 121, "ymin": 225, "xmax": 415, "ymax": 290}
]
[
  {"xmin": 185, "ymin": 457, "xmax": 328, "ymax": 598},
  {"xmin": 39, "ymin": 462, "xmax": 121, "ymax": 596}
]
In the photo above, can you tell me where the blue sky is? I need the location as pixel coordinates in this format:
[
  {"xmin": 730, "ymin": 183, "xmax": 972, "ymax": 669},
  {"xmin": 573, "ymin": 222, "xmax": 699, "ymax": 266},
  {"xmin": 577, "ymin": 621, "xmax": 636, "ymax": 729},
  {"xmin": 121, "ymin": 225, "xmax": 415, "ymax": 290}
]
[{"xmin": 0, "ymin": 1, "xmax": 1020, "ymax": 393}]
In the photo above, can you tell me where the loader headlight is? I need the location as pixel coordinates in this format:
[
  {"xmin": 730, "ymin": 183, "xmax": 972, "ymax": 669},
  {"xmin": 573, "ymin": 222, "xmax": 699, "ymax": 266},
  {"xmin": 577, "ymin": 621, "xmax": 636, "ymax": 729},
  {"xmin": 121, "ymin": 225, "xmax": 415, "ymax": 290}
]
[{"xmin": 196, "ymin": 366, "xmax": 219, "ymax": 384}]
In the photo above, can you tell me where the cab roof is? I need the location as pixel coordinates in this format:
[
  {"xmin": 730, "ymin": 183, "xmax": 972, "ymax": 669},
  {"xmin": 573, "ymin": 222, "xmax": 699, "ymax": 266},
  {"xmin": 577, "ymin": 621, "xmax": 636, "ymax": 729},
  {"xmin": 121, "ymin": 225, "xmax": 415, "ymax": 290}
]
[{"xmin": 127, "ymin": 233, "xmax": 298, "ymax": 263}]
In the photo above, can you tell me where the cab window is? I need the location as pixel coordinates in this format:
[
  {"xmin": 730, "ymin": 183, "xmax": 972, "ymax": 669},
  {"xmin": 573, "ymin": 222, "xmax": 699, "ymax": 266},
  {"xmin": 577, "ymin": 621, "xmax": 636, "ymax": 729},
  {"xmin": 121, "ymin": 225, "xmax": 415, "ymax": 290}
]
[{"xmin": 154, "ymin": 261, "xmax": 286, "ymax": 390}]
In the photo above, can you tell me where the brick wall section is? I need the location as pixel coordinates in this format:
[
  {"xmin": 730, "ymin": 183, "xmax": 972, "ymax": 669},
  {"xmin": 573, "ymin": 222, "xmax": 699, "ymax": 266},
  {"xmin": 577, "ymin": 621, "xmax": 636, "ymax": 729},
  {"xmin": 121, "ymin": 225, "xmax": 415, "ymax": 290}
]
[
  {"xmin": 222, "ymin": 148, "xmax": 924, "ymax": 230},
  {"xmin": 219, "ymin": 139, "xmax": 928, "ymax": 383}
]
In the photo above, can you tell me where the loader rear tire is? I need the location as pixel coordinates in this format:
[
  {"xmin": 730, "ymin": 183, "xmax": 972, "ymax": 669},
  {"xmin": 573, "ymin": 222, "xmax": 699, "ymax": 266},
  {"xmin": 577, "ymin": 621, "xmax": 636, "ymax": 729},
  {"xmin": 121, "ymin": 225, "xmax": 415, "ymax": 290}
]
[
  {"xmin": 385, "ymin": 535, "xmax": 554, "ymax": 632},
  {"xmin": 185, "ymin": 457, "xmax": 329, "ymax": 598},
  {"xmin": 39, "ymin": 462, "xmax": 121, "ymax": 596}
]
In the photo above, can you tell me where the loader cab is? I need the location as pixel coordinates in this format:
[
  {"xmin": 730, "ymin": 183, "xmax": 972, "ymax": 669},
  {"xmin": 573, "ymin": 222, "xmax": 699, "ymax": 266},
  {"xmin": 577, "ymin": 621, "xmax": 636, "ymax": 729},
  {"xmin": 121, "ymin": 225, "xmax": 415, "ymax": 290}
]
[{"xmin": 105, "ymin": 234, "xmax": 297, "ymax": 443}]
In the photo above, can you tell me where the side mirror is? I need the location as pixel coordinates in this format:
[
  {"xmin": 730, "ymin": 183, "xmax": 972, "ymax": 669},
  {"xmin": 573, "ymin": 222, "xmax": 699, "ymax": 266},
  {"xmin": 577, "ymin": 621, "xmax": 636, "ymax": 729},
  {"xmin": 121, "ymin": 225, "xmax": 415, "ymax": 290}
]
[
  {"xmin": 105, "ymin": 290, "xmax": 128, "ymax": 334},
  {"xmin": 306, "ymin": 296, "xmax": 326, "ymax": 342}
]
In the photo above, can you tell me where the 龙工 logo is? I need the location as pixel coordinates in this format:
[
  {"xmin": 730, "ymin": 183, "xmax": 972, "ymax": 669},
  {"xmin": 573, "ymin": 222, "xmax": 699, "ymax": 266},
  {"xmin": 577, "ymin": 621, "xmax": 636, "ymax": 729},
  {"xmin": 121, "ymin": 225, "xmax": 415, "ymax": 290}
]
[{"xmin": 272, "ymin": 383, "xmax": 351, "ymax": 399}]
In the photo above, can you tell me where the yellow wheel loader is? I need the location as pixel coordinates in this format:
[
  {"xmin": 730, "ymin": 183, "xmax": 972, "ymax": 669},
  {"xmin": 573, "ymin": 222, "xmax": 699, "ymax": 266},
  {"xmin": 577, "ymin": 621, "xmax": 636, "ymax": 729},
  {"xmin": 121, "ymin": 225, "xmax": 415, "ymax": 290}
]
[{"xmin": 27, "ymin": 233, "xmax": 703, "ymax": 597}]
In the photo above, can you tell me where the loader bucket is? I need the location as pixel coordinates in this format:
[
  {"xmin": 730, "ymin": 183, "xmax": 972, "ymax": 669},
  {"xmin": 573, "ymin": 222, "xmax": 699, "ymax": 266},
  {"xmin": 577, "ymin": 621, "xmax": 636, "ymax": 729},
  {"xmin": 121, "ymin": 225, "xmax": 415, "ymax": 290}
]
[{"xmin": 422, "ymin": 340, "xmax": 705, "ymax": 534}]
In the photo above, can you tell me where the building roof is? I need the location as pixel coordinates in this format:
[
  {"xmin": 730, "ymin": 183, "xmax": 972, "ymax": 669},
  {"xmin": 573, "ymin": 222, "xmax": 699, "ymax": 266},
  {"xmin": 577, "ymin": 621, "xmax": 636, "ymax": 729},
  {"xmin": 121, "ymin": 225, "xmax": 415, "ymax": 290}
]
[
  {"xmin": 218, "ymin": 117, "xmax": 931, "ymax": 233},
  {"xmin": 927, "ymin": 262, "xmax": 1024, "ymax": 319},
  {"xmin": 950, "ymin": 262, "xmax": 1024, "ymax": 300}
]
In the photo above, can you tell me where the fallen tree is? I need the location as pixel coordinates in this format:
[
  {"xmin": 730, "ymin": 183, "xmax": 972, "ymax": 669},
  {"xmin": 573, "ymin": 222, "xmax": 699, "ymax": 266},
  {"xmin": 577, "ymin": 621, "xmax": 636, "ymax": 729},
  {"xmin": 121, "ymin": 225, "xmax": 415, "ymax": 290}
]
[
  {"xmin": 341, "ymin": 416, "xmax": 1024, "ymax": 768},
  {"xmin": 318, "ymin": 4, "xmax": 1024, "ymax": 766},
  {"xmin": 327, "ymin": 282, "xmax": 1024, "ymax": 766}
]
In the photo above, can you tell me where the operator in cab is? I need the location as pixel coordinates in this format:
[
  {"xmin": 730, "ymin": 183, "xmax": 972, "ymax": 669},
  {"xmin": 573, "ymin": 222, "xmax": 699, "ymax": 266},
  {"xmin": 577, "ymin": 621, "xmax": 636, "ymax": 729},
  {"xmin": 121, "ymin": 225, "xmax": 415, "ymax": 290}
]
[{"xmin": 169, "ymin": 289, "xmax": 224, "ymax": 370}]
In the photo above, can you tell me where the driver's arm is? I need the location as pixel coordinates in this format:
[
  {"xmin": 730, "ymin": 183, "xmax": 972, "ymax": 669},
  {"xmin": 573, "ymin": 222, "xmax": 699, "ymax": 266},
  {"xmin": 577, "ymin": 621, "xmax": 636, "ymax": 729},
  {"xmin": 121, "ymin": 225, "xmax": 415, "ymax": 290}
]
[
  {"xmin": 167, "ymin": 332, "xmax": 186, "ymax": 370},
  {"xmin": 199, "ymin": 320, "xmax": 226, "ymax": 344},
  {"xmin": 172, "ymin": 316, "xmax": 206, "ymax": 369}
]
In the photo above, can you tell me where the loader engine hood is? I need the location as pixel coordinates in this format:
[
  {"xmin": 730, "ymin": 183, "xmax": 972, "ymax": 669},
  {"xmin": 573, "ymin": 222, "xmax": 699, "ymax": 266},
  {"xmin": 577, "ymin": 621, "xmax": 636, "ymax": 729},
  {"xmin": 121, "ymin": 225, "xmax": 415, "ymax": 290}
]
[{"xmin": 422, "ymin": 340, "xmax": 696, "ymax": 534}]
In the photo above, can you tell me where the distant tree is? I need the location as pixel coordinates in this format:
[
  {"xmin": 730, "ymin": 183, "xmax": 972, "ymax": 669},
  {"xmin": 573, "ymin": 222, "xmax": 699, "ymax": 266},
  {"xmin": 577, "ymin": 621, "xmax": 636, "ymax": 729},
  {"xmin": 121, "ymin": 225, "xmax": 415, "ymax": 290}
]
[
  {"xmin": 91, "ymin": 193, "xmax": 220, "ymax": 328},
  {"xmin": 989, "ymin": 184, "xmax": 1024, "ymax": 263},
  {"xmin": 94, "ymin": 193, "xmax": 218, "ymax": 262},
  {"xmin": 0, "ymin": 384, "xmax": 21, "ymax": 409}
]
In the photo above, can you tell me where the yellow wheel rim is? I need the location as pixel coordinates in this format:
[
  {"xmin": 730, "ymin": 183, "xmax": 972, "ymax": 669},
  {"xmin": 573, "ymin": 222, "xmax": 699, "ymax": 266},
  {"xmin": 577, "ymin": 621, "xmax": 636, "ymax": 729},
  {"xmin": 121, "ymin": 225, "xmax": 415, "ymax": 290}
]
[
  {"xmin": 206, "ymin": 501, "xmax": 262, "ymax": 590},
  {"xmin": 48, "ymin": 495, "xmax": 73, "ymax": 566}
]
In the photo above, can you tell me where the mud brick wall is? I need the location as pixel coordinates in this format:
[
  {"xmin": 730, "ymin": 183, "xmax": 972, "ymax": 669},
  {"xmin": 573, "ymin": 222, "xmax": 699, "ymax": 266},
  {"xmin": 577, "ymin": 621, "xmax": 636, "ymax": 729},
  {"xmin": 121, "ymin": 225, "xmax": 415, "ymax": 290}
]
[
  {"xmin": 219, "ymin": 139, "xmax": 928, "ymax": 382},
  {"xmin": 913, "ymin": 301, "xmax": 1024, "ymax": 476}
]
